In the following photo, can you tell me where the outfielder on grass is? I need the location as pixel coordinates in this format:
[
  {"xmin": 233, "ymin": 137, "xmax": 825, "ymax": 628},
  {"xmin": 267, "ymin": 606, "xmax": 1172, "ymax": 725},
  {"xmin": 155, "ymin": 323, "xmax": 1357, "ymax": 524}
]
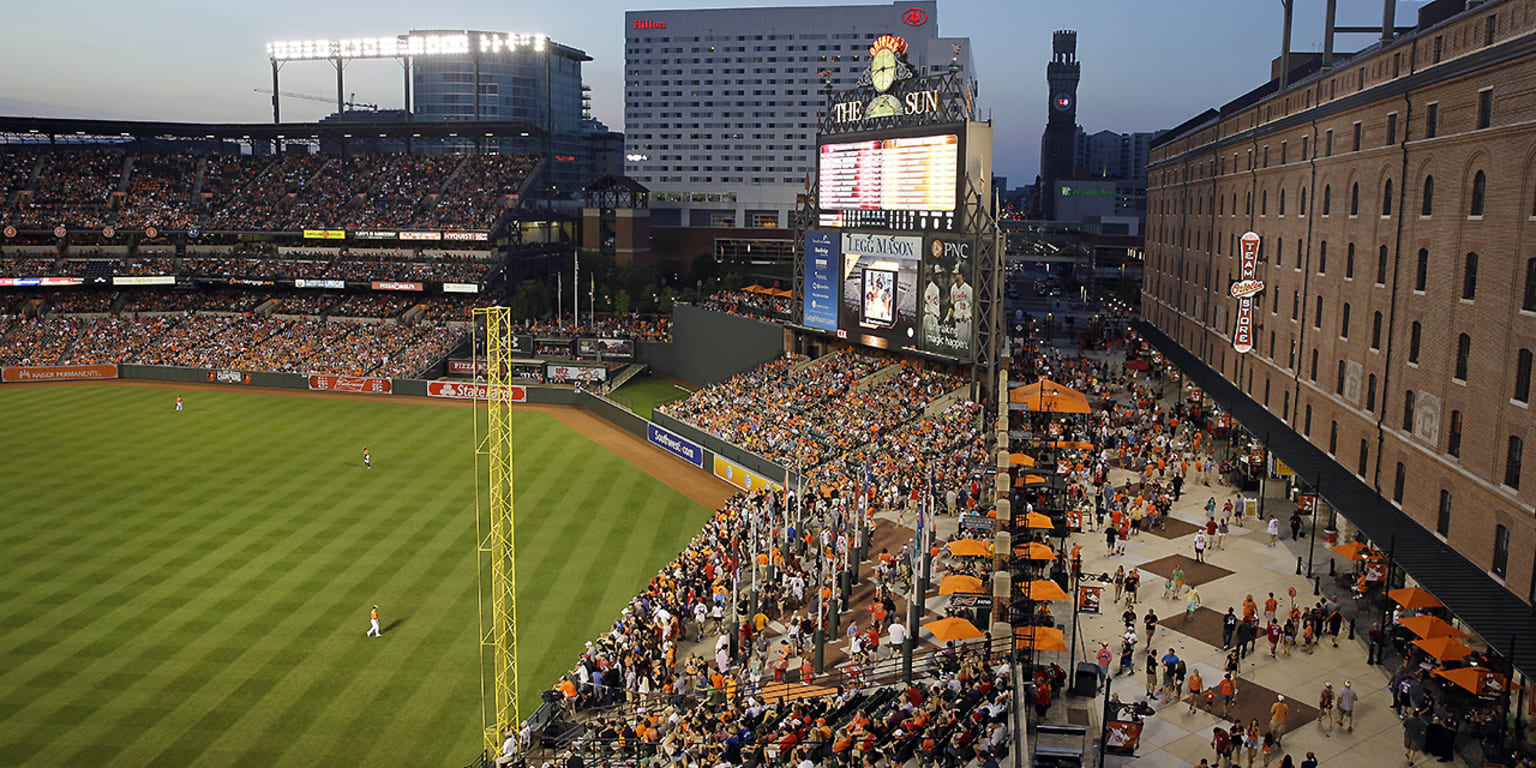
[
  {"xmin": 366, "ymin": 605, "xmax": 382, "ymax": 637},
  {"xmin": 363, "ymin": 447, "xmax": 371, "ymax": 469}
]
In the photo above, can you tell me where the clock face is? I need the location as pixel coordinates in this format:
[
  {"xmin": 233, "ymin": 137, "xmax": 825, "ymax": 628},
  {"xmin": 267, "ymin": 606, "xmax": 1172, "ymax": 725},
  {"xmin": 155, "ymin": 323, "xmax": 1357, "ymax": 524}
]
[
  {"xmin": 1053, "ymin": 94, "xmax": 1072, "ymax": 112},
  {"xmin": 866, "ymin": 93, "xmax": 903, "ymax": 119},
  {"xmin": 871, "ymin": 49, "xmax": 898, "ymax": 93}
]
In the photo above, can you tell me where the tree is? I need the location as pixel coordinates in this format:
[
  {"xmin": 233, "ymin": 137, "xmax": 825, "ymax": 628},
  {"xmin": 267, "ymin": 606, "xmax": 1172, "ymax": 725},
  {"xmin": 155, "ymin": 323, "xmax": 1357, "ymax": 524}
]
[
  {"xmin": 509, "ymin": 280, "xmax": 549, "ymax": 321},
  {"xmin": 614, "ymin": 288, "xmax": 631, "ymax": 315}
]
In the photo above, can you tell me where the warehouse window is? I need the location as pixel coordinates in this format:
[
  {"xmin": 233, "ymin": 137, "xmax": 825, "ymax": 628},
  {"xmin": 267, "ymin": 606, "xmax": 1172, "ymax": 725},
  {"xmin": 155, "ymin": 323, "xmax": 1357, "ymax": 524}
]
[
  {"xmin": 1300, "ymin": 188, "xmax": 1307, "ymax": 216},
  {"xmin": 1262, "ymin": 189, "xmax": 1267, "ymax": 215},
  {"xmin": 1478, "ymin": 89, "xmax": 1493, "ymax": 130},
  {"xmin": 1515, "ymin": 349, "xmax": 1533, "ymax": 404},
  {"xmin": 1346, "ymin": 242, "xmax": 1355, "ymax": 277},
  {"xmin": 1393, "ymin": 462, "xmax": 1405, "ymax": 503},
  {"xmin": 1352, "ymin": 122, "xmax": 1362, "ymax": 151},
  {"xmin": 1382, "ymin": 179, "xmax": 1393, "ymax": 216},
  {"xmin": 1314, "ymin": 296, "xmax": 1324, "ymax": 329},
  {"xmin": 1279, "ymin": 189, "xmax": 1285, "ymax": 215},
  {"xmin": 1329, "ymin": 422, "xmax": 1339, "ymax": 454},
  {"xmin": 1350, "ymin": 183, "xmax": 1360, "ymax": 215},
  {"xmin": 1426, "ymin": 103, "xmax": 1439, "ymax": 138},
  {"xmin": 1367, "ymin": 374, "xmax": 1378, "ymax": 412},
  {"xmin": 1409, "ymin": 322, "xmax": 1422, "ymax": 363},
  {"xmin": 1378, "ymin": 246, "xmax": 1390, "ymax": 285},
  {"xmin": 1525, "ymin": 259, "xmax": 1536, "ymax": 311},
  {"xmin": 1463, "ymin": 252, "xmax": 1479, "ymax": 299},
  {"xmin": 1470, "ymin": 170, "xmax": 1487, "ymax": 216},
  {"xmin": 1311, "ymin": 348, "xmax": 1319, "ymax": 381},
  {"xmin": 1318, "ymin": 241, "xmax": 1327, "ymax": 274},
  {"xmin": 1436, "ymin": 490, "xmax": 1452, "ymax": 536},
  {"xmin": 1387, "ymin": 113, "xmax": 1398, "ymax": 145},
  {"xmin": 1371, "ymin": 311, "xmax": 1382, "ymax": 349},
  {"xmin": 1341, "ymin": 303, "xmax": 1351, "ymax": 338},
  {"xmin": 1403, "ymin": 389, "xmax": 1416, "ymax": 431},
  {"xmin": 1456, "ymin": 334, "xmax": 1471, "ymax": 381},
  {"xmin": 1506, "ymin": 437, "xmax": 1525, "ymax": 489},
  {"xmin": 1448, "ymin": 410, "xmax": 1463, "ymax": 457},
  {"xmin": 1336, "ymin": 360, "xmax": 1347, "ymax": 395},
  {"xmin": 1421, "ymin": 176, "xmax": 1434, "ymax": 216},
  {"xmin": 1323, "ymin": 185, "xmax": 1331, "ymax": 215},
  {"xmin": 1358, "ymin": 439, "xmax": 1369, "ymax": 476},
  {"xmin": 1493, "ymin": 525, "xmax": 1510, "ymax": 578},
  {"xmin": 1415, "ymin": 249, "xmax": 1429, "ymax": 291}
]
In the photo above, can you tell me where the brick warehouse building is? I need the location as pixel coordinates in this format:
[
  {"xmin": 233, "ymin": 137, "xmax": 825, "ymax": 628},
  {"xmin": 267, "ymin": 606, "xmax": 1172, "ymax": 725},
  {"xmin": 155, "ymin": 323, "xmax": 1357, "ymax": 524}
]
[{"xmin": 1141, "ymin": 0, "xmax": 1536, "ymax": 651}]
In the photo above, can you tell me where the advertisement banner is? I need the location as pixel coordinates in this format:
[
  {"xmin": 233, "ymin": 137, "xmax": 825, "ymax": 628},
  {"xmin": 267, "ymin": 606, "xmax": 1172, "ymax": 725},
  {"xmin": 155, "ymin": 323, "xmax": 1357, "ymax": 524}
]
[
  {"xmin": 802, "ymin": 230, "xmax": 839, "ymax": 331},
  {"xmin": 1105, "ymin": 720, "xmax": 1144, "ymax": 754},
  {"xmin": 398, "ymin": 231, "xmax": 443, "ymax": 241},
  {"xmin": 1232, "ymin": 232, "xmax": 1263, "ymax": 354},
  {"xmin": 712, "ymin": 455, "xmax": 784, "ymax": 493},
  {"xmin": 206, "ymin": 369, "xmax": 251, "ymax": 385},
  {"xmin": 371, "ymin": 281, "xmax": 424, "ymax": 292},
  {"xmin": 576, "ymin": 338, "xmax": 635, "ymax": 360},
  {"xmin": 307, "ymin": 375, "xmax": 391, "ymax": 394},
  {"xmin": 443, "ymin": 231, "xmax": 489, "ymax": 241},
  {"xmin": 354, "ymin": 230, "xmax": 397, "ymax": 239},
  {"xmin": 647, "ymin": 423, "xmax": 706, "ymax": 468},
  {"xmin": 0, "ymin": 277, "xmax": 83, "ymax": 287},
  {"xmin": 838, "ymin": 233, "xmax": 922, "ymax": 352},
  {"xmin": 426, "ymin": 380, "xmax": 527, "ymax": 402},
  {"xmin": 294, "ymin": 278, "xmax": 345, "ymax": 289},
  {"xmin": 227, "ymin": 278, "xmax": 275, "ymax": 287},
  {"xmin": 947, "ymin": 594, "xmax": 992, "ymax": 609},
  {"xmin": 442, "ymin": 282, "xmax": 480, "ymax": 294},
  {"xmin": 2, "ymin": 364, "xmax": 118, "ymax": 383},
  {"xmin": 921, "ymin": 236, "xmax": 974, "ymax": 359},
  {"xmin": 302, "ymin": 229, "xmax": 346, "ymax": 239},
  {"xmin": 113, "ymin": 275, "xmax": 176, "ymax": 286},
  {"xmin": 545, "ymin": 364, "xmax": 607, "ymax": 383},
  {"xmin": 958, "ymin": 515, "xmax": 996, "ymax": 534},
  {"xmin": 1077, "ymin": 585, "xmax": 1102, "ymax": 614}
]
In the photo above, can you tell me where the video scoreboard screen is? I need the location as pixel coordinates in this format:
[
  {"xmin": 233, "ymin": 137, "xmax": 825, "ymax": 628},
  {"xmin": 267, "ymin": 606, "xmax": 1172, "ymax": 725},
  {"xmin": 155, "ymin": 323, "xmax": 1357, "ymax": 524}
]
[{"xmin": 817, "ymin": 133, "xmax": 960, "ymax": 232}]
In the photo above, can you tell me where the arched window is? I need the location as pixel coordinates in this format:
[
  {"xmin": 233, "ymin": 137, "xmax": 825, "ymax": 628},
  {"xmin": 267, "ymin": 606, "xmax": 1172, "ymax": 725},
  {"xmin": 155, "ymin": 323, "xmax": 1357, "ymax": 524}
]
[
  {"xmin": 1448, "ymin": 410, "xmax": 1462, "ymax": 457},
  {"xmin": 1350, "ymin": 182, "xmax": 1360, "ymax": 215},
  {"xmin": 1318, "ymin": 241, "xmax": 1327, "ymax": 274},
  {"xmin": 1409, "ymin": 321, "xmax": 1422, "ymax": 363},
  {"xmin": 1346, "ymin": 242, "xmax": 1356, "ymax": 277},
  {"xmin": 1262, "ymin": 189, "xmax": 1268, "ymax": 215},
  {"xmin": 1470, "ymin": 170, "xmax": 1487, "ymax": 216},
  {"xmin": 1507, "ymin": 436, "xmax": 1525, "ymax": 489},
  {"xmin": 1456, "ymin": 333, "xmax": 1472, "ymax": 380},
  {"xmin": 1515, "ymin": 348, "xmax": 1533, "ymax": 404},
  {"xmin": 1403, "ymin": 389, "xmax": 1416, "ymax": 431},
  {"xmin": 1382, "ymin": 178, "xmax": 1393, "ymax": 216},
  {"xmin": 1300, "ymin": 188, "xmax": 1307, "ymax": 215},
  {"xmin": 1341, "ymin": 302, "xmax": 1351, "ymax": 338},
  {"xmin": 1462, "ymin": 252, "xmax": 1479, "ymax": 299},
  {"xmin": 1415, "ymin": 249, "xmax": 1429, "ymax": 291},
  {"xmin": 1372, "ymin": 311, "xmax": 1383, "ymax": 349},
  {"xmin": 1323, "ymin": 185, "xmax": 1331, "ymax": 215},
  {"xmin": 1279, "ymin": 189, "xmax": 1286, "ymax": 215},
  {"xmin": 1421, "ymin": 175, "xmax": 1434, "ymax": 216},
  {"xmin": 1378, "ymin": 246, "xmax": 1389, "ymax": 284},
  {"xmin": 1525, "ymin": 258, "xmax": 1536, "ymax": 311}
]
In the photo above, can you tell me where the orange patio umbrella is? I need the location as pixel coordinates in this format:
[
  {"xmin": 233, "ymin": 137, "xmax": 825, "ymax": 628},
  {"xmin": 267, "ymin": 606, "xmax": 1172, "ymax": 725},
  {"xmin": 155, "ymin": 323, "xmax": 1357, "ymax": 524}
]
[
  {"xmin": 1389, "ymin": 587, "xmax": 1443, "ymax": 611},
  {"xmin": 1049, "ymin": 440, "xmax": 1095, "ymax": 451},
  {"xmin": 1014, "ymin": 626, "xmax": 1067, "ymax": 652},
  {"xmin": 1433, "ymin": 666, "xmax": 1522, "ymax": 696},
  {"xmin": 1399, "ymin": 615, "xmax": 1469, "ymax": 639},
  {"xmin": 1023, "ymin": 511, "xmax": 1055, "ymax": 529},
  {"xmin": 1008, "ymin": 453, "xmax": 1036, "ymax": 467},
  {"xmin": 1412, "ymin": 636, "xmax": 1473, "ymax": 661},
  {"xmin": 1021, "ymin": 474, "xmax": 1050, "ymax": 485},
  {"xmin": 1014, "ymin": 542, "xmax": 1057, "ymax": 561},
  {"xmin": 1019, "ymin": 579, "xmax": 1071, "ymax": 601},
  {"xmin": 1329, "ymin": 541, "xmax": 1376, "ymax": 562},
  {"xmin": 1009, "ymin": 378, "xmax": 1092, "ymax": 414},
  {"xmin": 939, "ymin": 574, "xmax": 985, "ymax": 595},
  {"xmin": 947, "ymin": 539, "xmax": 992, "ymax": 558},
  {"xmin": 925, "ymin": 616, "xmax": 985, "ymax": 643}
]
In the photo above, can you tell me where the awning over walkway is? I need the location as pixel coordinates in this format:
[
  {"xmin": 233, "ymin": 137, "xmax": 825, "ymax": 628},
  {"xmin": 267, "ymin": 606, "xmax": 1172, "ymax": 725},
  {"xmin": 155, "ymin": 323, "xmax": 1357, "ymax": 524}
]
[{"xmin": 1134, "ymin": 321, "xmax": 1536, "ymax": 677}]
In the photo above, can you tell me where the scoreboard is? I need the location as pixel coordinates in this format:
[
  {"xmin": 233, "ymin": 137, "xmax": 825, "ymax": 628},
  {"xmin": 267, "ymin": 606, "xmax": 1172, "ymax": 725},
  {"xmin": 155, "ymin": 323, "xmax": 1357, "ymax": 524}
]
[{"xmin": 818, "ymin": 131, "xmax": 961, "ymax": 231}]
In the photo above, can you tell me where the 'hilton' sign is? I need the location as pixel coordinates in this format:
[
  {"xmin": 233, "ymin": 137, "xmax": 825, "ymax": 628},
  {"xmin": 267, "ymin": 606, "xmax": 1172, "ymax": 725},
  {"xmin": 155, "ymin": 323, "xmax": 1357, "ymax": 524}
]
[{"xmin": 633, "ymin": 19, "xmax": 666, "ymax": 30}]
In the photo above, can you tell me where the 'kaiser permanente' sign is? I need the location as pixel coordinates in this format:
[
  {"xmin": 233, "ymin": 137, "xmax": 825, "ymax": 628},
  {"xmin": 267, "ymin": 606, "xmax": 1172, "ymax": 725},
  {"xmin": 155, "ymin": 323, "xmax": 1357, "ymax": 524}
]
[{"xmin": 648, "ymin": 423, "xmax": 704, "ymax": 468}]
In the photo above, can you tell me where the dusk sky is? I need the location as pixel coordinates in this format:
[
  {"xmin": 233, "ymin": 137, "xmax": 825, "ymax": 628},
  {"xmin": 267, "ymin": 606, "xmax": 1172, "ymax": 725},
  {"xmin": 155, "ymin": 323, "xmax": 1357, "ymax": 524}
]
[{"xmin": 0, "ymin": 1, "xmax": 1423, "ymax": 182}]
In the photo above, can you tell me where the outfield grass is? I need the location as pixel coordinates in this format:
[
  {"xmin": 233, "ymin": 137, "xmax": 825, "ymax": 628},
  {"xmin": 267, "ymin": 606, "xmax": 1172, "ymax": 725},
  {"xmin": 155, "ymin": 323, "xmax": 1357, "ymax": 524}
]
[
  {"xmin": 610, "ymin": 376, "xmax": 694, "ymax": 419},
  {"xmin": 0, "ymin": 384, "xmax": 713, "ymax": 768}
]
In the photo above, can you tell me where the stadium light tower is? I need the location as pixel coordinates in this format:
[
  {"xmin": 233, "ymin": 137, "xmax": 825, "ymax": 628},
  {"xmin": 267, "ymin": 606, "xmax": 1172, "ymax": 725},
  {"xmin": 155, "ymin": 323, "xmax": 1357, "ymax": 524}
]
[{"xmin": 473, "ymin": 305, "xmax": 520, "ymax": 756}]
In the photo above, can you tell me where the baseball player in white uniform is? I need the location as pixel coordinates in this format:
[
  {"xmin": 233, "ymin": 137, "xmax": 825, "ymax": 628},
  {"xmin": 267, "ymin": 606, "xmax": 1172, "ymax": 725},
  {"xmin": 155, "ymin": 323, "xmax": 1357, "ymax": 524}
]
[
  {"xmin": 923, "ymin": 265, "xmax": 943, "ymax": 340},
  {"xmin": 948, "ymin": 267, "xmax": 973, "ymax": 346}
]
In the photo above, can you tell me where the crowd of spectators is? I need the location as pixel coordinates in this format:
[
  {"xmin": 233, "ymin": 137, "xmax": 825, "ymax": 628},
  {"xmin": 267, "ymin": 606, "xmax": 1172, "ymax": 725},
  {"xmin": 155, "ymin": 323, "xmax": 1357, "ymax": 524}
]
[
  {"xmin": 518, "ymin": 315, "xmax": 671, "ymax": 341},
  {"xmin": 328, "ymin": 293, "xmax": 414, "ymax": 318},
  {"xmin": 0, "ymin": 312, "xmax": 462, "ymax": 378},
  {"xmin": 121, "ymin": 289, "xmax": 204, "ymax": 314},
  {"xmin": 660, "ymin": 350, "xmax": 963, "ymax": 468},
  {"xmin": 0, "ymin": 258, "xmax": 59, "ymax": 277},
  {"xmin": 0, "ymin": 148, "xmax": 539, "ymax": 233},
  {"xmin": 45, "ymin": 291, "xmax": 118, "ymax": 314},
  {"xmin": 699, "ymin": 291, "xmax": 792, "ymax": 322},
  {"xmin": 272, "ymin": 293, "xmax": 341, "ymax": 315},
  {"xmin": 177, "ymin": 250, "xmax": 490, "ymax": 284}
]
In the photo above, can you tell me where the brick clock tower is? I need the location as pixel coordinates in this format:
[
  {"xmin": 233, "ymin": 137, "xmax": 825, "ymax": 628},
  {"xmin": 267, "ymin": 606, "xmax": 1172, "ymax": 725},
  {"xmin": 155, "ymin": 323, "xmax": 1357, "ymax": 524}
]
[{"xmin": 1039, "ymin": 30, "xmax": 1080, "ymax": 219}]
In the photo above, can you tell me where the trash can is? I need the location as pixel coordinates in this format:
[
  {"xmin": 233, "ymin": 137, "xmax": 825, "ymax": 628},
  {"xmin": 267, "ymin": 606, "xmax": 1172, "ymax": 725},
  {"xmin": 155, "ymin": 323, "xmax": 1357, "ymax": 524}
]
[{"xmin": 1324, "ymin": 528, "xmax": 1338, "ymax": 546}]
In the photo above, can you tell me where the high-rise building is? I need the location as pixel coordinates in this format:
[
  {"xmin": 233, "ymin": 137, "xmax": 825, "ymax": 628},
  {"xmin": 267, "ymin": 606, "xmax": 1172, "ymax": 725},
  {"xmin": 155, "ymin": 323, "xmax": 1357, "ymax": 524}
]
[
  {"xmin": 409, "ymin": 29, "xmax": 593, "ymax": 194},
  {"xmin": 1143, "ymin": 0, "xmax": 1536, "ymax": 656},
  {"xmin": 1038, "ymin": 30, "xmax": 1080, "ymax": 220},
  {"xmin": 1074, "ymin": 128, "xmax": 1158, "ymax": 182},
  {"xmin": 623, "ymin": 2, "xmax": 975, "ymax": 230}
]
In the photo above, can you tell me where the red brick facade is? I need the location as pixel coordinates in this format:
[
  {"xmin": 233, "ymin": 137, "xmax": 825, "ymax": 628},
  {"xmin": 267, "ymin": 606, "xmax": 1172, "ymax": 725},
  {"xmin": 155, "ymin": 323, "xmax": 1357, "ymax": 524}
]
[{"xmin": 1144, "ymin": 0, "xmax": 1536, "ymax": 602}]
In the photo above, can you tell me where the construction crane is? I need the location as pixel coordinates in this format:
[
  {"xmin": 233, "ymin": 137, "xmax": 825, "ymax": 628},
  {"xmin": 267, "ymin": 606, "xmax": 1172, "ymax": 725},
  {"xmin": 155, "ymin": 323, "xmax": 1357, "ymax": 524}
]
[{"xmin": 253, "ymin": 88, "xmax": 378, "ymax": 111}]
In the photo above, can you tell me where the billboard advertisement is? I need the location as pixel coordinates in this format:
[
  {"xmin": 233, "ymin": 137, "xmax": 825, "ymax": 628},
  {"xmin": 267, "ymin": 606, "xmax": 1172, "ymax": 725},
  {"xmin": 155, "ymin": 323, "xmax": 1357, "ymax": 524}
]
[
  {"xmin": 113, "ymin": 276, "xmax": 175, "ymax": 286},
  {"xmin": 371, "ymin": 281, "xmax": 424, "ymax": 292},
  {"xmin": 647, "ymin": 423, "xmax": 705, "ymax": 468},
  {"xmin": 442, "ymin": 282, "xmax": 480, "ymax": 294},
  {"xmin": 2, "ymin": 364, "xmax": 118, "ymax": 383},
  {"xmin": 308, "ymin": 375, "xmax": 392, "ymax": 394},
  {"xmin": 0, "ymin": 277, "xmax": 83, "ymax": 287},
  {"xmin": 576, "ymin": 338, "xmax": 634, "ymax": 360},
  {"xmin": 920, "ymin": 236, "xmax": 974, "ymax": 359},
  {"xmin": 712, "ymin": 455, "xmax": 784, "ymax": 493},
  {"xmin": 206, "ymin": 369, "xmax": 252, "ymax": 385},
  {"xmin": 426, "ymin": 381, "xmax": 527, "ymax": 402},
  {"xmin": 802, "ymin": 231, "xmax": 839, "ymax": 331},
  {"xmin": 295, "ymin": 278, "xmax": 345, "ymax": 289},
  {"xmin": 545, "ymin": 364, "xmax": 607, "ymax": 383},
  {"xmin": 817, "ymin": 130, "xmax": 961, "ymax": 232},
  {"xmin": 838, "ymin": 233, "xmax": 922, "ymax": 352}
]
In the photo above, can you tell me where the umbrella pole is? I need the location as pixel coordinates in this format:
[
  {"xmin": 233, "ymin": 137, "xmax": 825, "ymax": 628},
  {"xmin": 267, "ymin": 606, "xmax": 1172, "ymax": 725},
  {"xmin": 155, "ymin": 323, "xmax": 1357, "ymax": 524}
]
[
  {"xmin": 1306, "ymin": 474, "xmax": 1320, "ymax": 577},
  {"xmin": 1067, "ymin": 568, "xmax": 1081, "ymax": 693}
]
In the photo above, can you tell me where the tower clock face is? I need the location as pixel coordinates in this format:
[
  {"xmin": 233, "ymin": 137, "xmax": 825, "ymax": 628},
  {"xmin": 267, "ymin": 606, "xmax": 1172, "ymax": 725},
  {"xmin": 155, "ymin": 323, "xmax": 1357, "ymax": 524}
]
[
  {"xmin": 1053, "ymin": 94, "xmax": 1072, "ymax": 112},
  {"xmin": 871, "ymin": 48, "xmax": 898, "ymax": 92}
]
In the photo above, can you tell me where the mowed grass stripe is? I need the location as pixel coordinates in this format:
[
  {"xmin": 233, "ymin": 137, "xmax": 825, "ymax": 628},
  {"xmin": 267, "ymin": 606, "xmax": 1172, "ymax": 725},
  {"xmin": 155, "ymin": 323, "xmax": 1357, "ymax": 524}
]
[{"xmin": 0, "ymin": 386, "xmax": 712, "ymax": 768}]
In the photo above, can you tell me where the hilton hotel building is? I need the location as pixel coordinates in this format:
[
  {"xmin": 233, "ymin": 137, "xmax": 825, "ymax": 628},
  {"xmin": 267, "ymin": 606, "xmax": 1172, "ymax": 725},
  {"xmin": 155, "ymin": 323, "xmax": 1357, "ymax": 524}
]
[
  {"xmin": 622, "ymin": 1, "xmax": 974, "ymax": 233},
  {"xmin": 1142, "ymin": 0, "xmax": 1536, "ymax": 641}
]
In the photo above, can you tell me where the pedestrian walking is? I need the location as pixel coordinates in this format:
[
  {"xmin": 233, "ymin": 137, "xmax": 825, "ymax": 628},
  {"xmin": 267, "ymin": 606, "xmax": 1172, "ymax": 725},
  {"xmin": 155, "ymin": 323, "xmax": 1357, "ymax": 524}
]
[
  {"xmin": 1187, "ymin": 669, "xmax": 1204, "ymax": 713},
  {"xmin": 1318, "ymin": 682, "xmax": 1335, "ymax": 735},
  {"xmin": 1269, "ymin": 695, "xmax": 1289, "ymax": 746},
  {"xmin": 1217, "ymin": 518, "xmax": 1229, "ymax": 549},
  {"xmin": 1186, "ymin": 586, "xmax": 1202, "ymax": 622},
  {"xmin": 1194, "ymin": 531, "xmax": 1209, "ymax": 563},
  {"xmin": 1222, "ymin": 607, "xmax": 1238, "ymax": 649},
  {"xmin": 1266, "ymin": 517, "xmax": 1279, "ymax": 546},
  {"xmin": 1144, "ymin": 608, "xmax": 1159, "ymax": 645},
  {"xmin": 366, "ymin": 604, "xmax": 382, "ymax": 637},
  {"xmin": 1336, "ymin": 680, "xmax": 1356, "ymax": 732}
]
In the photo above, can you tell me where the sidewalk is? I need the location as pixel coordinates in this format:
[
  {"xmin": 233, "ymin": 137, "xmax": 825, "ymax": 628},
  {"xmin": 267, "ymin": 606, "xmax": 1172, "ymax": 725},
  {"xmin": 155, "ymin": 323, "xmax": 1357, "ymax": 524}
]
[{"xmin": 1053, "ymin": 389, "xmax": 1405, "ymax": 767}]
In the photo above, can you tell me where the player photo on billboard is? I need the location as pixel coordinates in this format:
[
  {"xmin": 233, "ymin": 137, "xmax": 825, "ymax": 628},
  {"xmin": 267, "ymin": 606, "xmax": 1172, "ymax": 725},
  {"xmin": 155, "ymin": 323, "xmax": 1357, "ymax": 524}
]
[
  {"xmin": 838, "ymin": 233, "xmax": 921, "ymax": 351},
  {"xmin": 921, "ymin": 237, "xmax": 973, "ymax": 358}
]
